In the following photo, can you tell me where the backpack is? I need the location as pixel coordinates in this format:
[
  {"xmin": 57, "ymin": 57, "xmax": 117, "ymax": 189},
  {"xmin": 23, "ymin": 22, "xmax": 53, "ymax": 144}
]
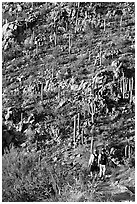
[
  {"xmin": 92, "ymin": 154, "xmax": 98, "ymax": 166},
  {"xmin": 100, "ymin": 153, "xmax": 107, "ymax": 165}
]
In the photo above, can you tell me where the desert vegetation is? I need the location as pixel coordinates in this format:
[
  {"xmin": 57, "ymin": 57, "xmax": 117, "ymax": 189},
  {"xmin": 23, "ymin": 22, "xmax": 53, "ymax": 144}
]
[{"xmin": 2, "ymin": 2, "xmax": 135, "ymax": 202}]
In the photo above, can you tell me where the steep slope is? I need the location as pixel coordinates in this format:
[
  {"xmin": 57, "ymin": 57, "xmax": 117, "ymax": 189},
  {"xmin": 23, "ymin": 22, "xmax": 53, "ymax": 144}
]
[{"xmin": 2, "ymin": 2, "xmax": 135, "ymax": 202}]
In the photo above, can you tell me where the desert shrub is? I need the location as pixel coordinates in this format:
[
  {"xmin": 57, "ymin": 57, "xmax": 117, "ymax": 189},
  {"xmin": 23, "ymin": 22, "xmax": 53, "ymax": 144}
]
[
  {"xmin": 125, "ymin": 157, "xmax": 135, "ymax": 168},
  {"xmin": 2, "ymin": 149, "xmax": 58, "ymax": 202}
]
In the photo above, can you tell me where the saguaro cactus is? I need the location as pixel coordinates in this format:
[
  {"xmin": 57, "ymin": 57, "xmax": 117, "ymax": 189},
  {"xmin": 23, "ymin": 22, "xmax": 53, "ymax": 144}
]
[
  {"xmin": 91, "ymin": 101, "xmax": 94, "ymax": 123},
  {"xmin": 75, "ymin": 2, "xmax": 80, "ymax": 33},
  {"xmin": 58, "ymin": 85, "xmax": 61, "ymax": 101},
  {"xmin": 120, "ymin": 14, "xmax": 123, "ymax": 29},
  {"xmin": 41, "ymin": 83, "xmax": 43, "ymax": 101},
  {"xmin": 122, "ymin": 71, "xmax": 125, "ymax": 98},
  {"xmin": 125, "ymin": 144, "xmax": 128, "ymax": 157},
  {"xmin": 104, "ymin": 17, "xmax": 106, "ymax": 32},
  {"xmin": 21, "ymin": 112, "xmax": 23, "ymax": 122},
  {"xmin": 129, "ymin": 77, "xmax": 133, "ymax": 104},
  {"xmin": 128, "ymin": 144, "xmax": 131, "ymax": 158},
  {"xmin": 90, "ymin": 125, "xmax": 95, "ymax": 153},
  {"xmin": 39, "ymin": 58, "xmax": 45, "ymax": 101},
  {"xmin": 128, "ymin": 78, "xmax": 130, "ymax": 91},
  {"xmin": 68, "ymin": 33, "xmax": 71, "ymax": 55},
  {"xmin": 81, "ymin": 128, "xmax": 84, "ymax": 145},
  {"xmin": 53, "ymin": 12, "xmax": 57, "ymax": 46},
  {"xmin": 54, "ymin": 31, "xmax": 57, "ymax": 46},
  {"xmin": 77, "ymin": 113, "xmax": 80, "ymax": 135},
  {"xmin": 125, "ymin": 138, "xmax": 131, "ymax": 158},
  {"xmin": 73, "ymin": 115, "xmax": 77, "ymax": 147},
  {"xmin": 132, "ymin": 77, "xmax": 134, "ymax": 90},
  {"xmin": 88, "ymin": 50, "xmax": 91, "ymax": 61},
  {"xmin": 90, "ymin": 136, "xmax": 93, "ymax": 153},
  {"xmin": 120, "ymin": 78, "xmax": 123, "ymax": 93},
  {"xmin": 36, "ymin": 40, "xmax": 38, "ymax": 55},
  {"xmin": 125, "ymin": 77, "xmax": 128, "ymax": 93},
  {"xmin": 100, "ymin": 44, "xmax": 102, "ymax": 66}
]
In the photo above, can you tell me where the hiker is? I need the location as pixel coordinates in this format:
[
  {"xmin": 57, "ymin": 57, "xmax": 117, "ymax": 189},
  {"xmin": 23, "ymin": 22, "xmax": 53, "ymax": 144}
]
[
  {"xmin": 88, "ymin": 149, "xmax": 99, "ymax": 181},
  {"xmin": 98, "ymin": 148, "xmax": 108, "ymax": 180}
]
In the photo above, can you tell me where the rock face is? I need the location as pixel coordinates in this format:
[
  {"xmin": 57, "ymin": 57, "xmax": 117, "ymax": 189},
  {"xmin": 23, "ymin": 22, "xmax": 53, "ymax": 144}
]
[{"xmin": 3, "ymin": 23, "xmax": 15, "ymax": 50}]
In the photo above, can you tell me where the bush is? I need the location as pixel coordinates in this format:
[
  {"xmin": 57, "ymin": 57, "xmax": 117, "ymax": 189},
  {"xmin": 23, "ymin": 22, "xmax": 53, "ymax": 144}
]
[
  {"xmin": 128, "ymin": 157, "xmax": 135, "ymax": 168},
  {"xmin": 2, "ymin": 149, "xmax": 57, "ymax": 202}
]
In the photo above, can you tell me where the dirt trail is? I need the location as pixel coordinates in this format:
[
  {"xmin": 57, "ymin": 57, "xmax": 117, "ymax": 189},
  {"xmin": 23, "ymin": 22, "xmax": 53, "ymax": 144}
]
[
  {"xmin": 58, "ymin": 164, "xmax": 135, "ymax": 202},
  {"xmin": 93, "ymin": 165, "xmax": 135, "ymax": 202},
  {"xmin": 94, "ymin": 179, "xmax": 134, "ymax": 202},
  {"xmin": 74, "ymin": 165, "xmax": 135, "ymax": 202}
]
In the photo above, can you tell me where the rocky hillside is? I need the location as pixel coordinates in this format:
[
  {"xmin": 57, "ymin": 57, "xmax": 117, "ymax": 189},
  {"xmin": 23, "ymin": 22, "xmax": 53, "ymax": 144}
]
[{"xmin": 2, "ymin": 2, "xmax": 135, "ymax": 202}]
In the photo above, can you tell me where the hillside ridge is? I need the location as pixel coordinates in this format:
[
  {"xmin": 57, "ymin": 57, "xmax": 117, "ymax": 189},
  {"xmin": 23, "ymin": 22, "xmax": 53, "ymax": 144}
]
[{"xmin": 2, "ymin": 2, "xmax": 135, "ymax": 202}]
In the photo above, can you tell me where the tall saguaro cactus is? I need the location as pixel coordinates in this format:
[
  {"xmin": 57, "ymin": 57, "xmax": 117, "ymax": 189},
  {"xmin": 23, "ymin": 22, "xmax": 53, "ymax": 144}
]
[
  {"xmin": 131, "ymin": 77, "xmax": 134, "ymax": 90},
  {"xmin": 120, "ymin": 78, "xmax": 123, "ymax": 93},
  {"xmin": 128, "ymin": 144, "xmax": 131, "ymax": 158},
  {"xmin": 81, "ymin": 128, "xmax": 84, "ymax": 145},
  {"xmin": 77, "ymin": 113, "xmax": 80, "ymax": 135},
  {"xmin": 68, "ymin": 33, "xmax": 71, "ymax": 55},
  {"xmin": 91, "ymin": 101, "xmax": 94, "ymax": 124},
  {"xmin": 90, "ymin": 125, "xmax": 95, "ymax": 153},
  {"xmin": 120, "ymin": 14, "xmax": 123, "ymax": 30},
  {"xmin": 53, "ymin": 11, "xmax": 57, "ymax": 46},
  {"xmin": 21, "ymin": 112, "xmax": 23, "ymax": 122},
  {"xmin": 90, "ymin": 136, "xmax": 93, "ymax": 153},
  {"xmin": 129, "ymin": 77, "xmax": 133, "ymax": 104},
  {"xmin": 104, "ymin": 17, "xmax": 106, "ymax": 32},
  {"xmin": 40, "ymin": 58, "xmax": 45, "ymax": 101},
  {"xmin": 54, "ymin": 31, "xmax": 57, "ymax": 46},
  {"xmin": 125, "ymin": 144, "xmax": 128, "ymax": 157},
  {"xmin": 35, "ymin": 39, "xmax": 38, "ymax": 55},
  {"xmin": 73, "ymin": 115, "xmax": 77, "ymax": 147},
  {"xmin": 125, "ymin": 138, "xmax": 131, "ymax": 158},
  {"xmin": 58, "ymin": 84, "xmax": 61, "ymax": 101},
  {"xmin": 75, "ymin": 2, "xmax": 80, "ymax": 33},
  {"xmin": 100, "ymin": 44, "xmax": 102, "ymax": 66},
  {"xmin": 41, "ymin": 83, "xmax": 43, "ymax": 101},
  {"xmin": 125, "ymin": 77, "xmax": 128, "ymax": 93},
  {"xmin": 122, "ymin": 71, "xmax": 125, "ymax": 98}
]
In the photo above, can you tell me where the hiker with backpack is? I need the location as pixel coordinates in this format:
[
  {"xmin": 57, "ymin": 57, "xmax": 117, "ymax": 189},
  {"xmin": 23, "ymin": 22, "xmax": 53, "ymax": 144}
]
[
  {"xmin": 88, "ymin": 149, "xmax": 99, "ymax": 181},
  {"xmin": 98, "ymin": 148, "xmax": 108, "ymax": 180}
]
